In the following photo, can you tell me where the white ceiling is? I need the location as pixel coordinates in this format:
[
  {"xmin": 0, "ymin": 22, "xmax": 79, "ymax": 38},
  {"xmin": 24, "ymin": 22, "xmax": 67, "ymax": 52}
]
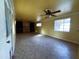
[{"xmin": 14, "ymin": 0, "xmax": 79, "ymax": 21}]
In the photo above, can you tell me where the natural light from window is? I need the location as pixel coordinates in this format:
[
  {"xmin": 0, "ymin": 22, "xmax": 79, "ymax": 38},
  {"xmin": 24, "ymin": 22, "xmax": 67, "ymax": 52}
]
[
  {"xmin": 54, "ymin": 18, "xmax": 71, "ymax": 32},
  {"xmin": 36, "ymin": 23, "xmax": 42, "ymax": 27}
]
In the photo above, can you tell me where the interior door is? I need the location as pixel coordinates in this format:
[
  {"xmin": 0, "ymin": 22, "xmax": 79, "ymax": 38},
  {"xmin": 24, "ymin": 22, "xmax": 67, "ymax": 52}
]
[
  {"xmin": 0, "ymin": 0, "xmax": 12, "ymax": 59},
  {"xmin": 4, "ymin": 0, "xmax": 13, "ymax": 59}
]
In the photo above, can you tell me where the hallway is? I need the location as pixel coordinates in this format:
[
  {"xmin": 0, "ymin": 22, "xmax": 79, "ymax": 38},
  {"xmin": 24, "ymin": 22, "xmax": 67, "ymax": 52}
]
[{"xmin": 14, "ymin": 33, "xmax": 78, "ymax": 59}]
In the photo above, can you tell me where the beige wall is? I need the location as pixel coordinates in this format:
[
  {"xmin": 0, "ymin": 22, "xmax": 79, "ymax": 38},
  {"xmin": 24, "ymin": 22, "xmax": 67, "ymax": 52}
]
[
  {"xmin": 41, "ymin": 14, "xmax": 79, "ymax": 59},
  {"xmin": 41, "ymin": 13, "xmax": 79, "ymax": 44},
  {"xmin": 78, "ymin": 47, "xmax": 79, "ymax": 59},
  {"xmin": 35, "ymin": 25, "xmax": 42, "ymax": 33}
]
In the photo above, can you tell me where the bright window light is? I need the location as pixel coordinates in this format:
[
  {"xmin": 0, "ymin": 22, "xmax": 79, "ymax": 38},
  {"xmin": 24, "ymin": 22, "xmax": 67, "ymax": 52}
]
[
  {"xmin": 54, "ymin": 18, "xmax": 71, "ymax": 32},
  {"xmin": 37, "ymin": 16, "xmax": 41, "ymax": 21},
  {"xmin": 36, "ymin": 23, "xmax": 42, "ymax": 27}
]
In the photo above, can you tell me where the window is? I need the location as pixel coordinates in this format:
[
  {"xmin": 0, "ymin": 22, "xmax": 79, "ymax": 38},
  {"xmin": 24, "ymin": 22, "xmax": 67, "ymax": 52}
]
[
  {"xmin": 36, "ymin": 23, "xmax": 42, "ymax": 27},
  {"xmin": 37, "ymin": 16, "xmax": 41, "ymax": 22},
  {"xmin": 54, "ymin": 18, "xmax": 71, "ymax": 32}
]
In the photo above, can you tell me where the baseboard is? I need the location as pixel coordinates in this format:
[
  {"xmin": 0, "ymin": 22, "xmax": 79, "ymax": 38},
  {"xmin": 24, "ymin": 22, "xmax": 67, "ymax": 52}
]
[{"xmin": 43, "ymin": 34, "xmax": 79, "ymax": 45}]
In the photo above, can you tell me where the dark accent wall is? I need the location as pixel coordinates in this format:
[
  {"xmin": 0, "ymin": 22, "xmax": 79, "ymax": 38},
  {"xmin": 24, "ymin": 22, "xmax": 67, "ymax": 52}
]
[
  {"xmin": 30, "ymin": 22, "xmax": 35, "ymax": 32},
  {"xmin": 16, "ymin": 21, "xmax": 23, "ymax": 33}
]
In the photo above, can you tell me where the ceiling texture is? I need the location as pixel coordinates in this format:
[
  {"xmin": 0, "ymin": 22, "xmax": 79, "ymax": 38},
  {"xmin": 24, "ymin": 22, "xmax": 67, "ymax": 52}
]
[{"xmin": 14, "ymin": 0, "xmax": 79, "ymax": 21}]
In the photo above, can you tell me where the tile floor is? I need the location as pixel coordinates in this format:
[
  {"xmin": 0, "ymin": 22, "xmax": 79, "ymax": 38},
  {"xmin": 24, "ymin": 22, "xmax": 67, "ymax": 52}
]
[{"xmin": 14, "ymin": 33, "xmax": 78, "ymax": 59}]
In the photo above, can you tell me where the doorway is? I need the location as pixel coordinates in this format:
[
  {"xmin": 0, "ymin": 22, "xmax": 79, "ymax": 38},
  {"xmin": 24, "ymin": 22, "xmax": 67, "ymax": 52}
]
[
  {"xmin": 16, "ymin": 21, "xmax": 23, "ymax": 33},
  {"xmin": 30, "ymin": 22, "xmax": 35, "ymax": 32}
]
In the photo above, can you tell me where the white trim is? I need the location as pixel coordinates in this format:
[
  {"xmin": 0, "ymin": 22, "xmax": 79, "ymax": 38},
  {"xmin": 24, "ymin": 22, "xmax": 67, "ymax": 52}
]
[{"xmin": 5, "ymin": 0, "xmax": 10, "ymax": 9}]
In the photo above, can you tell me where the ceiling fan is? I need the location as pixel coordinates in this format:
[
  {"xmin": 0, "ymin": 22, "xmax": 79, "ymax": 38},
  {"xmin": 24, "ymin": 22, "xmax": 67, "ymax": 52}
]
[{"xmin": 42, "ymin": 9, "xmax": 61, "ymax": 17}]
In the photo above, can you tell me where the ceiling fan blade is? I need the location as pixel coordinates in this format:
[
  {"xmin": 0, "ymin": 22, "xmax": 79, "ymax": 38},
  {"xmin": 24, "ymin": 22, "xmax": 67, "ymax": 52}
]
[
  {"xmin": 51, "ymin": 14, "xmax": 57, "ymax": 17},
  {"xmin": 52, "ymin": 10, "xmax": 61, "ymax": 14},
  {"xmin": 44, "ymin": 10, "xmax": 47, "ymax": 13}
]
